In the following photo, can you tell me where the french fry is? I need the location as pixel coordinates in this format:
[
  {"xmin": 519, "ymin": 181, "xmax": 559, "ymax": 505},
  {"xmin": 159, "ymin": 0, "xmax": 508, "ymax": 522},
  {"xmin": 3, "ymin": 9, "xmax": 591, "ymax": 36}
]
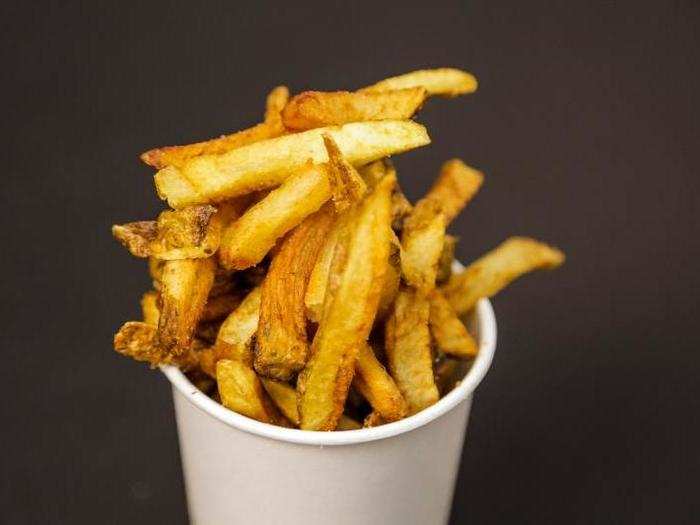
[
  {"xmin": 113, "ymin": 321, "xmax": 200, "ymax": 370},
  {"xmin": 304, "ymin": 214, "xmax": 345, "ymax": 323},
  {"xmin": 112, "ymin": 203, "xmax": 243, "ymax": 260},
  {"xmin": 214, "ymin": 286, "xmax": 262, "ymax": 364},
  {"xmin": 140, "ymin": 291, "xmax": 160, "ymax": 326},
  {"xmin": 322, "ymin": 134, "xmax": 367, "ymax": 212},
  {"xmin": 401, "ymin": 160, "xmax": 483, "ymax": 291},
  {"xmin": 363, "ymin": 411, "xmax": 387, "ymax": 428},
  {"xmin": 385, "ymin": 288, "xmax": 439, "ymax": 414},
  {"xmin": 428, "ymin": 289, "xmax": 477, "ymax": 358},
  {"xmin": 261, "ymin": 378, "xmax": 300, "ymax": 426},
  {"xmin": 218, "ymin": 164, "xmax": 332, "ymax": 270},
  {"xmin": 282, "ymin": 88, "xmax": 426, "ymax": 130},
  {"xmin": 353, "ymin": 343, "xmax": 407, "ymax": 421},
  {"xmin": 376, "ymin": 233, "xmax": 401, "ymax": 319},
  {"xmin": 436, "ymin": 234, "xmax": 457, "ymax": 284},
  {"xmin": 298, "ymin": 173, "xmax": 395, "ymax": 430},
  {"xmin": 140, "ymin": 86, "xmax": 289, "ymax": 169},
  {"xmin": 157, "ymin": 257, "xmax": 216, "ymax": 354},
  {"xmin": 154, "ymin": 120, "xmax": 429, "ymax": 208},
  {"xmin": 216, "ymin": 359, "xmax": 285, "ymax": 425},
  {"xmin": 360, "ymin": 68, "xmax": 477, "ymax": 98},
  {"xmin": 255, "ymin": 207, "xmax": 336, "ymax": 380},
  {"xmin": 441, "ymin": 237, "xmax": 565, "ymax": 315}
]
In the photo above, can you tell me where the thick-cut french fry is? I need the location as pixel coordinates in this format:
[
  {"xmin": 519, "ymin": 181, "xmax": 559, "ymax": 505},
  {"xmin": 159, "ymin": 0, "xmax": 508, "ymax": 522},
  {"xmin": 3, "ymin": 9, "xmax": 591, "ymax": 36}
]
[
  {"xmin": 282, "ymin": 88, "xmax": 426, "ymax": 130},
  {"xmin": 261, "ymin": 378, "xmax": 300, "ymax": 426},
  {"xmin": 157, "ymin": 257, "xmax": 216, "ymax": 354},
  {"xmin": 140, "ymin": 291, "xmax": 160, "ymax": 326},
  {"xmin": 360, "ymin": 68, "xmax": 478, "ymax": 98},
  {"xmin": 353, "ymin": 343, "xmax": 407, "ymax": 421},
  {"xmin": 385, "ymin": 288, "xmax": 439, "ymax": 414},
  {"xmin": 214, "ymin": 286, "xmax": 262, "ymax": 363},
  {"xmin": 113, "ymin": 321, "xmax": 200, "ymax": 369},
  {"xmin": 200, "ymin": 293, "xmax": 242, "ymax": 322},
  {"xmin": 304, "ymin": 214, "xmax": 345, "ymax": 322},
  {"xmin": 113, "ymin": 203, "xmax": 242, "ymax": 260},
  {"xmin": 255, "ymin": 207, "xmax": 336, "ymax": 380},
  {"xmin": 154, "ymin": 120, "xmax": 429, "ymax": 208},
  {"xmin": 322, "ymin": 134, "xmax": 367, "ymax": 212},
  {"xmin": 337, "ymin": 415, "xmax": 362, "ymax": 430},
  {"xmin": 216, "ymin": 359, "xmax": 285, "ymax": 425},
  {"xmin": 140, "ymin": 86, "xmax": 289, "ymax": 169},
  {"xmin": 428, "ymin": 289, "xmax": 477, "ymax": 358},
  {"xmin": 436, "ymin": 234, "xmax": 457, "ymax": 284},
  {"xmin": 442, "ymin": 237, "xmax": 565, "ymax": 315},
  {"xmin": 298, "ymin": 173, "xmax": 395, "ymax": 430},
  {"xmin": 218, "ymin": 164, "xmax": 332, "ymax": 270},
  {"xmin": 401, "ymin": 160, "xmax": 483, "ymax": 291}
]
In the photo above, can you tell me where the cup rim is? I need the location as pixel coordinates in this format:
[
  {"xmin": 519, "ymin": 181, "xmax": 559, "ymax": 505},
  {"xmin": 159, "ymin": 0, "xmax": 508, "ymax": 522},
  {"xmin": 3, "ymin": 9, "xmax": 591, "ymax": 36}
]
[{"xmin": 161, "ymin": 297, "xmax": 497, "ymax": 446}]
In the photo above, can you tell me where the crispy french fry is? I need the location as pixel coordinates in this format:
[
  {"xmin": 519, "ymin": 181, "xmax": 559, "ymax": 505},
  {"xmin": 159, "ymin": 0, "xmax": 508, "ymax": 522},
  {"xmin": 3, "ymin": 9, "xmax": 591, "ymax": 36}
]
[
  {"xmin": 377, "ymin": 233, "xmax": 401, "ymax": 319},
  {"xmin": 255, "ymin": 207, "xmax": 336, "ymax": 380},
  {"xmin": 140, "ymin": 86, "xmax": 288, "ymax": 169},
  {"xmin": 141, "ymin": 291, "xmax": 160, "ymax": 326},
  {"xmin": 154, "ymin": 120, "xmax": 429, "ymax": 208},
  {"xmin": 298, "ymin": 173, "xmax": 395, "ymax": 430},
  {"xmin": 113, "ymin": 203, "xmax": 243, "ymax": 260},
  {"xmin": 400, "ymin": 160, "xmax": 483, "ymax": 291},
  {"xmin": 441, "ymin": 237, "xmax": 565, "ymax": 315},
  {"xmin": 360, "ymin": 68, "xmax": 477, "ymax": 98},
  {"xmin": 322, "ymin": 134, "xmax": 367, "ymax": 212},
  {"xmin": 157, "ymin": 257, "xmax": 216, "ymax": 354},
  {"xmin": 385, "ymin": 288, "xmax": 439, "ymax": 414},
  {"xmin": 218, "ymin": 164, "xmax": 332, "ymax": 270},
  {"xmin": 113, "ymin": 321, "xmax": 200, "ymax": 369},
  {"xmin": 216, "ymin": 359, "xmax": 285, "ymax": 425},
  {"xmin": 282, "ymin": 88, "xmax": 426, "ymax": 130},
  {"xmin": 214, "ymin": 286, "xmax": 262, "ymax": 363},
  {"xmin": 261, "ymin": 378, "xmax": 300, "ymax": 426},
  {"xmin": 304, "ymin": 214, "xmax": 345, "ymax": 322},
  {"xmin": 428, "ymin": 289, "xmax": 477, "ymax": 359},
  {"xmin": 353, "ymin": 343, "xmax": 407, "ymax": 421},
  {"xmin": 358, "ymin": 158, "xmax": 395, "ymax": 189},
  {"xmin": 337, "ymin": 415, "xmax": 362, "ymax": 430},
  {"xmin": 436, "ymin": 234, "xmax": 457, "ymax": 284}
]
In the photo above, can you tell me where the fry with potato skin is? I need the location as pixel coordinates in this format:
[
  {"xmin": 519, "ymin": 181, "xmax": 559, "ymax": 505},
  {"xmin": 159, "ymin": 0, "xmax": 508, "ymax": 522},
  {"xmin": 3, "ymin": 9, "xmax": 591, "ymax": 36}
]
[
  {"xmin": 441, "ymin": 237, "xmax": 565, "ymax": 315},
  {"xmin": 322, "ymin": 134, "xmax": 367, "ymax": 213},
  {"xmin": 154, "ymin": 120, "xmax": 430, "ymax": 208},
  {"xmin": 218, "ymin": 164, "xmax": 332, "ymax": 270},
  {"xmin": 353, "ymin": 343, "xmax": 407, "ymax": 421},
  {"xmin": 426, "ymin": 159, "xmax": 484, "ymax": 223},
  {"xmin": 157, "ymin": 257, "xmax": 216, "ymax": 354},
  {"xmin": 113, "ymin": 321, "xmax": 200, "ymax": 369},
  {"xmin": 385, "ymin": 288, "xmax": 439, "ymax": 414},
  {"xmin": 298, "ymin": 173, "xmax": 395, "ymax": 430},
  {"xmin": 282, "ymin": 88, "xmax": 427, "ymax": 130},
  {"xmin": 428, "ymin": 289, "xmax": 478, "ymax": 358},
  {"xmin": 255, "ymin": 206, "xmax": 336, "ymax": 380},
  {"xmin": 360, "ymin": 68, "xmax": 478, "ymax": 98},
  {"xmin": 140, "ymin": 86, "xmax": 289, "ymax": 169}
]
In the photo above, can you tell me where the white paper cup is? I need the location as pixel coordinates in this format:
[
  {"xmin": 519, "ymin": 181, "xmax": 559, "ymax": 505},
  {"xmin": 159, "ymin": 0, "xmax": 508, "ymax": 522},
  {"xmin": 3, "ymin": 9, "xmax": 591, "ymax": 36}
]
[{"xmin": 162, "ymin": 297, "xmax": 496, "ymax": 525}]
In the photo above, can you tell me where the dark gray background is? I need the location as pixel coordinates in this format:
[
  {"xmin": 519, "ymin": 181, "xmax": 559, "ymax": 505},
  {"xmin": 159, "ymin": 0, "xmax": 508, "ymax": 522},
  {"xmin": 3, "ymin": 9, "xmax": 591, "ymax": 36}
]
[{"xmin": 2, "ymin": 1, "xmax": 699, "ymax": 523}]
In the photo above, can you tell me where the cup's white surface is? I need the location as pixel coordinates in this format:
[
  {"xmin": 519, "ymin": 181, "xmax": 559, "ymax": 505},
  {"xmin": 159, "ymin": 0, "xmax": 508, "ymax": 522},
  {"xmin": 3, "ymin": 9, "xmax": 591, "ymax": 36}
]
[{"xmin": 163, "ymin": 296, "xmax": 496, "ymax": 525}]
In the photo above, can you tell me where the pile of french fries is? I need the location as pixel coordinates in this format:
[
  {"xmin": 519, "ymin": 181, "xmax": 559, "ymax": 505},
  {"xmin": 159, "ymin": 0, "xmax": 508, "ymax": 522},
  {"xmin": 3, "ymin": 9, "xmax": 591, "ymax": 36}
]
[{"xmin": 113, "ymin": 68, "xmax": 564, "ymax": 431}]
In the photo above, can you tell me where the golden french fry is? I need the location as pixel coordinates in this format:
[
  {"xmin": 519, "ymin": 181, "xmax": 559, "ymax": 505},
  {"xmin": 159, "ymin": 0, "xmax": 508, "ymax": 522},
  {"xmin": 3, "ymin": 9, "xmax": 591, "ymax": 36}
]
[
  {"xmin": 140, "ymin": 291, "xmax": 160, "ymax": 326},
  {"xmin": 436, "ymin": 234, "xmax": 457, "ymax": 284},
  {"xmin": 385, "ymin": 288, "xmax": 439, "ymax": 414},
  {"xmin": 428, "ymin": 289, "xmax": 477, "ymax": 358},
  {"xmin": 154, "ymin": 120, "xmax": 429, "ymax": 208},
  {"xmin": 322, "ymin": 134, "xmax": 367, "ymax": 212},
  {"xmin": 214, "ymin": 286, "xmax": 262, "ymax": 363},
  {"xmin": 442, "ymin": 237, "xmax": 565, "ymax": 315},
  {"xmin": 261, "ymin": 378, "xmax": 300, "ymax": 426},
  {"xmin": 216, "ymin": 359, "xmax": 285, "ymax": 424},
  {"xmin": 157, "ymin": 257, "xmax": 216, "ymax": 354},
  {"xmin": 282, "ymin": 88, "xmax": 426, "ymax": 130},
  {"xmin": 353, "ymin": 343, "xmax": 407, "ymax": 421},
  {"xmin": 255, "ymin": 207, "xmax": 336, "ymax": 380},
  {"xmin": 360, "ymin": 68, "xmax": 477, "ymax": 98},
  {"xmin": 113, "ymin": 321, "xmax": 200, "ymax": 370},
  {"xmin": 337, "ymin": 415, "xmax": 362, "ymax": 430},
  {"xmin": 376, "ymin": 233, "xmax": 401, "ymax": 319},
  {"xmin": 218, "ymin": 164, "xmax": 332, "ymax": 270},
  {"xmin": 400, "ymin": 160, "xmax": 483, "ymax": 291},
  {"xmin": 298, "ymin": 173, "xmax": 395, "ymax": 430},
  {"xmin": 363, "ymin": 411, "xmax": 387, "ymax": 428},
  {"xmin": 112, "ymin": 203, "xmax": 243, "ymax": 260},
  {"xmin": 140, "ymin": 86, "xmax": 289, "ymax": 169}
]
